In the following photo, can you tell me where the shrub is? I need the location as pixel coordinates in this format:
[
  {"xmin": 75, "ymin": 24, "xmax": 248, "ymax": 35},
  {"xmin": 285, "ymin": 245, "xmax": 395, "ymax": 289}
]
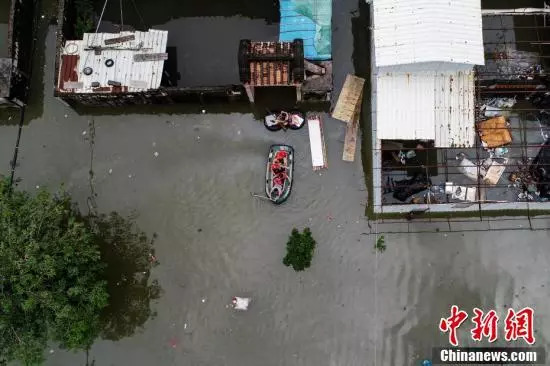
[
  {"xmin": 374, "ymin": 235, "xmax": 386, "ymax": 253},
  {"xmin": 283, "ymin": 228, "xmax": 316, "ymax": 271}
]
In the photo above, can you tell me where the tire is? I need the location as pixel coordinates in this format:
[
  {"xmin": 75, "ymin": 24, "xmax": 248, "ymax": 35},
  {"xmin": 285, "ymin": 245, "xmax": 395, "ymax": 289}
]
[
  {"xmin": 264, "ymin": 115, "xmax": 282, "ymax": 131},
  {"xmin": 288, "ymin": 110, "xmax": 305, "ymax": 130}
]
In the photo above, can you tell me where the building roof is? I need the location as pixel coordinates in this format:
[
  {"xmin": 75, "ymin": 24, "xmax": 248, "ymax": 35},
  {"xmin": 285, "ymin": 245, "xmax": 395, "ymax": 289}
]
[
  {"xmin": 373, "ymin": 70, "xmax": 476, "ymax": 148},
  {"xmin": 372, "ymin": 0, "xmax": 484, "ymax": 67},
  {"xmin": 239, "ymin": 40, "xmax": 304, "ymax": 86},
  {"xmin": 57, "ymin": 29, "xmax": 168, "ymax": 94}
]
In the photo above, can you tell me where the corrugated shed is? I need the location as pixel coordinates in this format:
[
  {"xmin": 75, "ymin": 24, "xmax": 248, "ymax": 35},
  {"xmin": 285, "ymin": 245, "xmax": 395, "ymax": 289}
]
[
  {"xmin": 374, "ymin": 70, "xmax": 475, "ymax": 148},
  {"xmin": 372, "ymin": 0, "xmax": 484, "ymax": 67},
  {"xmin": 58, "ymin": 29, "xmax": 168, "ymax": 93}
]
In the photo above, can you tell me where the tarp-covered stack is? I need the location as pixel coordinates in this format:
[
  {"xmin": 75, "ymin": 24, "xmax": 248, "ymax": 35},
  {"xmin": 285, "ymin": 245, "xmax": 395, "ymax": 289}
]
[{"xmin": 279, "ymin": 0, "xmax": 332, "ymax": 60}]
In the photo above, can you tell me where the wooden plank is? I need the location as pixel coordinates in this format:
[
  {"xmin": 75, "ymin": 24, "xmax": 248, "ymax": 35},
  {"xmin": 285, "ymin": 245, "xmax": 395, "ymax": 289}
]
[
  {"xmin": 133, "ymin": 53, "xmax": 169, "ymax": 62},
  {"xmin": 342, "ymin": 89, "xmax": 363, "ymax": 162},
  {"xmin": 104, "ymin": 34, "xmax": 135, "ymax": 45},
  {"xmin": 304, "ymin": 60, "xmax": 325, "ymax": 75},
  {"xmin": 342, "ymin": 115, "xmax": 359, "ymax": 162},
  {"xmin": 332, "ymin": 74, "xmax": 365, "ymax": 123}
]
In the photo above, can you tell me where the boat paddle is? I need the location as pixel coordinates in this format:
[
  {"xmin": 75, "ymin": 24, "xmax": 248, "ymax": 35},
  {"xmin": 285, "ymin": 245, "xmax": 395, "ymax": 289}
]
[{"xmin": 250, "ymin": 192, "xmax": 272, "ymax": 201}]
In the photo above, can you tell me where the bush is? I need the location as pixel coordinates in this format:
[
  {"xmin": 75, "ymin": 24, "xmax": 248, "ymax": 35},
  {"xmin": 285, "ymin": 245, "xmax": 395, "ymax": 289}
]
[
  {"xmin": 374, "ymin": 235, "xmax": 386, "ymax": 253},
  {"xmin": 283, "ymin": 228, "xmax": 316, "ymax": 271}
]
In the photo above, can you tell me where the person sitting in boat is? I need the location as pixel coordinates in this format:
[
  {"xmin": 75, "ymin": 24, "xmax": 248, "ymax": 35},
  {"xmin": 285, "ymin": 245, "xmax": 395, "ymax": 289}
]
[
  {"xmin": 272, "ymin": 154, "xmax": 288, "ymax": 173},
  {"xmin": 278, "ymin": 111, "xmax": 290, "ymax": 121},
  {"xmin": 271, "ymin": 161, "xmax": 284, "ymax": 175},
  {"xmin": 273, "ymin": 151, "xmax": 288, "ymax": 168},
  {"xmin": 273, "ymin": 171, "xmax": 288, "ymax": 187},
  {"xmin": 270, "ymin": 186, "xmax": 282, "ymax": 199},
  {"xmin": 275, "ymin": 150, "xmax": 288, "ymax": 161}
]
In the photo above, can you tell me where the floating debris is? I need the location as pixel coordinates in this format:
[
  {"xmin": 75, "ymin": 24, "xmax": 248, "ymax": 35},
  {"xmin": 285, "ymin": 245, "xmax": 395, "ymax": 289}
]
[{"xmin": 232, "ymin": 297, "xmax": 250, "ymax": 311}]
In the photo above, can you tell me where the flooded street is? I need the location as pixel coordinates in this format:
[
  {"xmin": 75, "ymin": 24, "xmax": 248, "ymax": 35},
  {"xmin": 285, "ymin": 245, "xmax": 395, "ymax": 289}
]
[{"xmin": 1, "ymin": 1, "xmax": 550, "ymax": 365}]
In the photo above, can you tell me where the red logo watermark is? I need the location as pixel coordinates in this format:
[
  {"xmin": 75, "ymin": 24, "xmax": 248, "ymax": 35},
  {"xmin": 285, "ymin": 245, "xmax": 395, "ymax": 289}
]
[{"xmin": 439, "ymin": 306, "xmax": 535, "ymax": 346}]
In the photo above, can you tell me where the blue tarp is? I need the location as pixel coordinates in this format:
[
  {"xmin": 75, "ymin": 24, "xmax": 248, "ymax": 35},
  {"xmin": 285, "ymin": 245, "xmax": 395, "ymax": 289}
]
[{"xmin": 279, "ymin": 0, "xmax": 332, "ymax": 61}]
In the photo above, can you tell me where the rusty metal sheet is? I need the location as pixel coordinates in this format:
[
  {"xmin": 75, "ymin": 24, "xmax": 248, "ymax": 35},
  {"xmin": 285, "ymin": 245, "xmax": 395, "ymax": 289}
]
[{"xmin": 133, "ymin": 53, "xmax": 169, "ymax": 62}]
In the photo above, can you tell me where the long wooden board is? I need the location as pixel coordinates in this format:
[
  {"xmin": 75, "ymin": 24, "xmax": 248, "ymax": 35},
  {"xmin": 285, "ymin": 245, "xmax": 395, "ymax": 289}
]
[
  {"xmin": 342, "ymin": 116, "xmax": 359, "ymax": 162},
  {"xmin": 342, "ymin": 87, "xmax": 363, "ymax": 162},
  {"xmin": 332, "ymin": 74, "xmax": 365, "ymax": 124}
]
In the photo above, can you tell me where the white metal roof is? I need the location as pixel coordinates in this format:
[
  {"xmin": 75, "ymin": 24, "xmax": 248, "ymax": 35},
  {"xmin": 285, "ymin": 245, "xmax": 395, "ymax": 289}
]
[
  {"xmin": 372, "ymin": 0, "xmax": 484, "ymax": 67},
  {"xmin": 59, "ymin": 29, "xmax": 168, "ymax": 93},
  {"xmin": 373, "ymin": 70, "xmax": 476, "ymax": 148}
]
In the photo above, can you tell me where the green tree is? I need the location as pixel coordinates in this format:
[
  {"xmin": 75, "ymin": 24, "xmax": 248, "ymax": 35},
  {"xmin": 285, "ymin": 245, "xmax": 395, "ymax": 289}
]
[
  {"xmin": 283, "ymin": 228, "xmax": 316, "ymax": 271},
  {"xmin": 0, "ymin": 180, "xmax": 109, "ymax": 365},
  {"xmin": 74, "ymin": 0, "xmax": 95, "ymax": 38}
]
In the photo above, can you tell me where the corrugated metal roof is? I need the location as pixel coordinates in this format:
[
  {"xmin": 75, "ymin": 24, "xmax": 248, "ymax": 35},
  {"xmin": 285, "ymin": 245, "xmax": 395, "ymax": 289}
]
[
  {"xmin": 372, "ymin": 0, "xmax": 484, "ymax": 67},
  {"xmin": 58, "ymin": 55, "xmax": 79, "ymax": 91},
  {"xmin": 373, "ymin": 70, "xmax": 475, "ymax": 148},
  {"xmin": 58, "ymin": 29, "xmax": 168, "ymax": 93}
]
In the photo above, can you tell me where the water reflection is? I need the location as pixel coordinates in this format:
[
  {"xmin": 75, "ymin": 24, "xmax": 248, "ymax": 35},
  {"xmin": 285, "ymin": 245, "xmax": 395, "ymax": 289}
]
[{"xmin": 89, "ymin": 212, "xmax": 162, "ymax": 341}]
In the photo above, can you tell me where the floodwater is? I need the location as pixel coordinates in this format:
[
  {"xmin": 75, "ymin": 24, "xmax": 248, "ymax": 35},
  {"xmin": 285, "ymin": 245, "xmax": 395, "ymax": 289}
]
[
  {"xmin": 96, "ymin": 0, "xmax": 281, "ymax": 87},
  {"xmin": 0, "ymin": 0, "xmax": 9, "ymax": 58},
  {"xmin": 1, "ymin": 1, "xmax": 550, "ymax": 366}
]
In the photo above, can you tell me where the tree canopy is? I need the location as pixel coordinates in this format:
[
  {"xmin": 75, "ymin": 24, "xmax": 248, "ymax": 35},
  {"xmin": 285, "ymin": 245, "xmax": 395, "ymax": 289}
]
[
  {"xmin": 283, "ymin": 228, "xmax": 316, "ymax": 271},
  {"xmin": 0, "ymin": 180, "xmax": 109, "ymax": 365}
]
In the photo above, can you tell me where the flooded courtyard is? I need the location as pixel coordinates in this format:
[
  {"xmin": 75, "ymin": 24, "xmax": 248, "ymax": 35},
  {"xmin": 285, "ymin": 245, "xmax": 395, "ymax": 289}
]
[{"xmin": 1, "ymin": 1, "xmax": 550, "ymax": 365}]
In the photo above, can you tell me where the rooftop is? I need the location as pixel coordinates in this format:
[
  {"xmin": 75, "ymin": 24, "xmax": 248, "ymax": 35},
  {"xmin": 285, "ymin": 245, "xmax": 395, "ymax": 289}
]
[
  {"xmin": 238, "ymin": 40, "xmax": 304, "ymax": 86},
  {"xmin": 372, "ymin": 0, "xmax": 485, "ymax": 68},
  {"xmin": 373, "ymin": 70, "xmax": 476, "ymax": 148},
  {"xmin": 371, "ymin": 8, "xmax": 550, "ymax": 212},
  {"xmin": 57, "ymin": 29, "xmax": 168, "ymax": 94}
]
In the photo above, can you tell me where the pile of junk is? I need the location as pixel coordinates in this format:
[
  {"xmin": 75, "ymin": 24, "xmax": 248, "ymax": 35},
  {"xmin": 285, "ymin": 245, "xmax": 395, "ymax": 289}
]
[
  {"xmin": 381, "ymin": 141, "xmax": 436, "ymax": 204},
  {"xmin": 382, "ymin": 99, "xmax": 550, "ymax": 204},
  {"xmin": 474, "ymin": 96, "xmax": 550, "ymax": 203},
  {"xmin": 509, "ymin": 139, "xmax": 550, "ymax": 202}
]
